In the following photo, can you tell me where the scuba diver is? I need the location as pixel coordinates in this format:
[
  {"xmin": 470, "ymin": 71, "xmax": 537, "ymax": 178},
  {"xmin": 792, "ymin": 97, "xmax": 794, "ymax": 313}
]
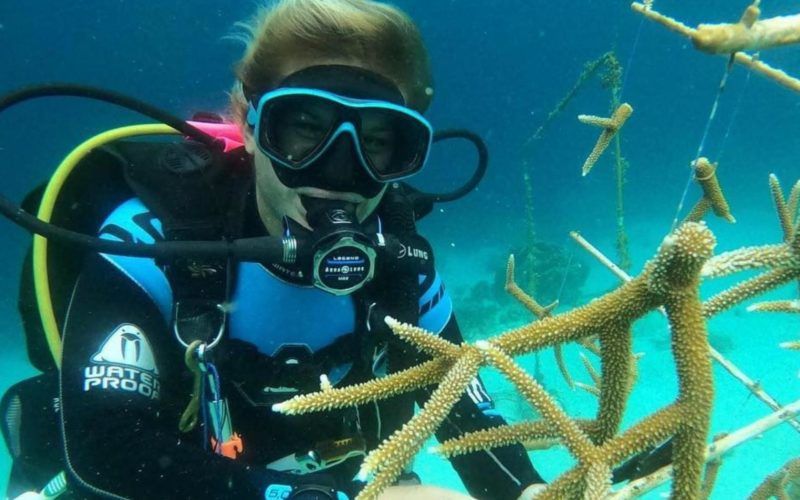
[
  {"xmin": 1, "ymin": 0, "xmax": 550, "ymax": 498},
  {"xmin": 0, "ymin": 1, "xmax": 677, "ymax": 498}
]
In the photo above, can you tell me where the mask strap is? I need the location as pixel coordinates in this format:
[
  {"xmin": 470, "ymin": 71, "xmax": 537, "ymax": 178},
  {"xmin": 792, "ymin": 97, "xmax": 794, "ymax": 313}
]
[{"xmin": 246, "ymin": 101, "xmax": 258, "ymax": 128}]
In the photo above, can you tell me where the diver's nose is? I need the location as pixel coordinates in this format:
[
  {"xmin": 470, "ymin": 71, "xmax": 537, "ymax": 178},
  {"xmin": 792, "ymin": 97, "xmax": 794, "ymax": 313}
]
[{"xmin": 315, "ymin": 134, "xmax": 382, "ymax": 197}]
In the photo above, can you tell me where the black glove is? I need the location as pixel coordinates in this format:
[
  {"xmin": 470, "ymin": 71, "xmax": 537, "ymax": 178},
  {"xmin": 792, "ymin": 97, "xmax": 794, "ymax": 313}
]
[{"xmin": 612, "ymin": 438, "xmax": 674, "ymax": 483}]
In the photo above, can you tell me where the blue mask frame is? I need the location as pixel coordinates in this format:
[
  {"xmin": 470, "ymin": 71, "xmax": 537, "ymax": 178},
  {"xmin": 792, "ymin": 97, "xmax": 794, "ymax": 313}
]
[{"xmin": 246, "ymin": 88, "xmax": 433, "ymax": 183}]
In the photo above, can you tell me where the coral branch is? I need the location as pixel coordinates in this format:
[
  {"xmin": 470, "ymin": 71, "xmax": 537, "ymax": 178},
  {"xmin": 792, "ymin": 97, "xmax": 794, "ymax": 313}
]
[
  {"xmin": 584, "ymin": 462, "xmax": 612, "ymax": 500},
  {"xmin": 733, "ymin": 51, "xmax": 800, "ymax": 94},
  {"xmin": 631, "ymin": 2, "xmax": 695, "ymax": 38},
  {"xmin": 432, "ymin": 419, "xmax": 599, "ymax": 458},
  {"xmin": 477, "ymin": 341, "xmax": 597, "ymax": 462},
  {"xmin": 690, "ymin": 158, "xmax": 736, "ymax": 223},
  {"xmin": 555, "ymin": 344, "xmax": 575, "ymax": 389},
  {"xmin": 747, "ymin": 299, "xmax": 800, "ymax": 313},
  {"xmin": 781, "ymin": 340, "xmax": 800, "ymax": 350},
  {"xmin": 273, "ymin": 357, "xmax": 452, "ymax": 415},
  {"xmin": 703, "ymin": 267, "xmax": 799, "ymax": 316},
  {"xmin": 593, "ymin": 328, "xmax": 633, "ymax": 444},
  {"xmin": 356, "ymin": 349, "xmax": 482, "ymax": 498},
  {"xmin": 769, "ymin": 173, "xmax": 795, "ymax": 241},
  {"xmin": 702, "ymin": 244, "xmax": 791, "ymax": 278},
  {"xmin": 573, "ymin": 230, "xmax": 800, "ymax": 434},
  {"xmin": 613, "ymin": 399, "xmax": 800, "ymax": 498},
  {"xmin": 505, "ymin": 254, "xmax": 557, "ymax": 318},
  {"xmin": 693, "ymin": 4, "xmax": 800, "ymax": 54},
  {"xmin": 579, "ymin": 103, "xmax": 634, "ymax": 176},
  {"xmin": 384, "ymin": 317, "xmax": 461, "ymax": 359},
  {"xmin": 749, "ymin": 457, "xmax": 800, "ymax": 500},
  {"xmin": 603, "ymin": 405, "xmax": 682, "ymax": 466},
  {"xmin": 660, "ymin": 264, "xmax": 713, "ymax": 496},
  {"xmin": 686, "ymin": 198, "xmax": 713, "ymax": 224},
  {"xmin": 699, "ymin": 435, "xmax": 726, "ymax": 500},
  {"xmin": 632, "ymin": 2, "xmax": 800, "ymax": 93},
  {"xmin": 788, "ymin": 181, "xmax": 800, "ymax": 225},
  {"xmin": 491, "ymin": 273, "xmax": 658, "ymax": 356}
]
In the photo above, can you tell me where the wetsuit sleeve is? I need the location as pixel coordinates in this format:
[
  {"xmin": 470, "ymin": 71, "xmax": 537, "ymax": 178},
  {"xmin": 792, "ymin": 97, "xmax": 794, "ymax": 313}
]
[
  {"xmin": 414, "ymin": 271, "xmax": 545, "ymax": 499},
  {"xmin": 58, "ymin": 254, "xmax": 311, "ymax": 498},
  {"xmin": 429, "ymin": 316, "xmax": 545, "ymax": 499}
]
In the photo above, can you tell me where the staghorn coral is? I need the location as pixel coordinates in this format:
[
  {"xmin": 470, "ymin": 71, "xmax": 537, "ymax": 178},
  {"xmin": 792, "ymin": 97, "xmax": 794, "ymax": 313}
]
[
  {"xmin": 702, "ymin": 175, "xmax": 800, "ymax": 317},
  {"xmin": 632, "ymin": 1, "xmax": 800, "ymax": 55},
  {"xmin": 578, "ymin": 103, "xmax": 634, "ymax": 176},
  {"xmin": 617, "ymin": 400, "xmax": 800, "ymax": 497},
  {"xmin": 521, "ymin": 49, "xmax": 632, "ymax": 269},
  {"xmin": 505, "ymin": 254, "xmax": 557, "ymax": 318},
  {"xmin": 509, "ymin": 238, "xmax": 589, "ymax": 307},
  {"xmin": 747, "ymin": 299, "xmax": 800, "ymax": 313},
  {"xmin": 632, "ymin": 2, "xmax": 800, "ymax": 94},
  {"xmin": 506, "ymin": 253, "xmax": 580, "ymax": 392},
  {"xmin": 685, "ymin": 158, "xmax": 736, "ymax": 224},
  {"xmin": 356, "ymin": 347, "xmax": 483, "ymax": 499},
  {"xmin": 699, "ymin": 434, "xmax": 727, "ymax": 500},
  {"xmin": 692, "ymin": 5, "xmax": 800, "ymax": 55},
  {"xmin": 275, "ymin": 223, "xmax": 727, "ymax": 499},
  {"xmin": 272, "ymin": 358, "xmax": 453, "ymax": 415},
  {"xmin": 748, "ymin": 457, "xmax": 800, "ymax": 500},
  {"xmin": 572, "ymin": 226, "xmax": 800, "ymax": 436},
  {"xmin": 271, "ymin": 167, "xmax": 800, "ymax": 499},
  {"xmin": 788, "ymin": 181, "xmax": 800, "ymax": 224},
  {"xmin": 769, "ymin": 174, "xmax": 797, "ymax": 242}
]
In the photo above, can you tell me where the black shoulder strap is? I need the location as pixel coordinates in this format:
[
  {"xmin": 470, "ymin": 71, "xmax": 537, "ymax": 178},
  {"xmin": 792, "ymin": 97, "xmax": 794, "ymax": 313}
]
[
  {"xmin": 118, "ymin": 140, "xmax": 252, "ymax": 240},
  {"xmin": 368, "ymin": 183, "xmax": 428, "ymax": 373},
  {"xmin": 115, "ymin": 140, "xmax": 253, "ymax": 347}
]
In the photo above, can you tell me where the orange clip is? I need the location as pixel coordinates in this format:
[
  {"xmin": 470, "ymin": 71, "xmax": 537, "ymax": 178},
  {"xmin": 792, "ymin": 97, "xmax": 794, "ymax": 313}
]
[{"xmin": 211, "ymin": 433, "xmax": 244, "ymax": 459}]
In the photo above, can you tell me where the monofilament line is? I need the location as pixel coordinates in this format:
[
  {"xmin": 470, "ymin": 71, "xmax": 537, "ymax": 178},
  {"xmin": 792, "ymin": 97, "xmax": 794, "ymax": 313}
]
[
  {"xmin": 620, "ymin": 17, "xmax": 646, "ymax": 97},
  {"xmin": 670, "ymin": 55, "xmax": 737, "ymax": 232},
  {"xmin": 717, "ymin": 57, "xmax": 754, "ymax": 163}
]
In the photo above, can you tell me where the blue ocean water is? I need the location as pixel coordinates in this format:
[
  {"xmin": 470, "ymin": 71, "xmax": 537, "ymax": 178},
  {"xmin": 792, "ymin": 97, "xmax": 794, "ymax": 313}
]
[{"xmin": 0, "ymin": 0, "xmax": 798, "ymax": 498}]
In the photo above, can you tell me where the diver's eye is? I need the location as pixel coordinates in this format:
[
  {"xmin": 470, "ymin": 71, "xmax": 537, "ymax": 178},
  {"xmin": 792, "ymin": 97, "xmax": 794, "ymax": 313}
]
[
  {"xmin": 286, "ymin": 112, "xmax": 328, "ymax": 140},
  {"xmin": 362, "ymin": 131, "xmax": 395, "ymax": 154}
]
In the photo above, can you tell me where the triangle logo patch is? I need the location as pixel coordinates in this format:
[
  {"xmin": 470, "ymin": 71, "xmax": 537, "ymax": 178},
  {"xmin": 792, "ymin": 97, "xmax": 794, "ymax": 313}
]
[{"xmin": 91, "ymin": 324, "xmax": 158, "ymax": 374}]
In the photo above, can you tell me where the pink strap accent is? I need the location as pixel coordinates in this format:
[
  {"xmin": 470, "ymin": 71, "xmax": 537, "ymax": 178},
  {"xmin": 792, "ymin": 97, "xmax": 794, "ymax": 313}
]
[{"xmin": 186, "ymin": 120, "xmax": 245, "ymax": 153}]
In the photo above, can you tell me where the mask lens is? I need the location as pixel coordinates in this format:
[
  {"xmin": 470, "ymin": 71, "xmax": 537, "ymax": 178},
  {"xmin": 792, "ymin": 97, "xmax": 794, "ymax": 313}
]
[
  {"xmin": 257, "ymin": 90, "xmax": 431, "ymax": 179},
  {"xmin": 260, "ymin": 94, "xmax": 338, "ymax": 166},
  {"xmin": 359, "ymin": 108, "xmax": 430, "ymax": 180}
]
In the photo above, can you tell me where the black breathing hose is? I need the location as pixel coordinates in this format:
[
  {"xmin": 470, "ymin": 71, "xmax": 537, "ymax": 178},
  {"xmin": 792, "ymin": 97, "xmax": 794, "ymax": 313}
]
[{"xmin": 0, "ymin": 83, "xmax": 488, "ymax": 261}]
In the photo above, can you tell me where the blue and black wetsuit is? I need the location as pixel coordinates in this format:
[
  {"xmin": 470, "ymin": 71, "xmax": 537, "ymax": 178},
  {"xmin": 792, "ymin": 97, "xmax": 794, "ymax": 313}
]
[{"xmin": 54, "ymin": 187, "xmax": 543, "ymax": 499}]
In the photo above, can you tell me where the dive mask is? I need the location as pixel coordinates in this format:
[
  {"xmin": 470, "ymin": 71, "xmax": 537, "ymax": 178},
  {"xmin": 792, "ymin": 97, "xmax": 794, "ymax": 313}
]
[{"xmin": 245, "ymin": 65, "xmax": 433, "ymax": 197}]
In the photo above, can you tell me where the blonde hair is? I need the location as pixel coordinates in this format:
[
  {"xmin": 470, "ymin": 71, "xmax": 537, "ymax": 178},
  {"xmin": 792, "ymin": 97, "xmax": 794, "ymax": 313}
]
[{"xmin": 229, "ymin": 0, "xmax": 433, "ymax": 125}]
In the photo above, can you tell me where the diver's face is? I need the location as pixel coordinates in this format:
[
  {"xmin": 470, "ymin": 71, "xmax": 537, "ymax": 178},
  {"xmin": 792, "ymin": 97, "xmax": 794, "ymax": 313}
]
[{"xmin": 244, "ymin": 58, "xmax": 406, "ymax": 235}]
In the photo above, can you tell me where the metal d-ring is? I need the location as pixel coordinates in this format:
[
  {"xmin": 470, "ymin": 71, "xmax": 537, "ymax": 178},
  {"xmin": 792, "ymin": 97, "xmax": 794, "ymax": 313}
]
[{"xmin": 172, "ymin": 301, "xmax": 228, "ymax": 351}]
